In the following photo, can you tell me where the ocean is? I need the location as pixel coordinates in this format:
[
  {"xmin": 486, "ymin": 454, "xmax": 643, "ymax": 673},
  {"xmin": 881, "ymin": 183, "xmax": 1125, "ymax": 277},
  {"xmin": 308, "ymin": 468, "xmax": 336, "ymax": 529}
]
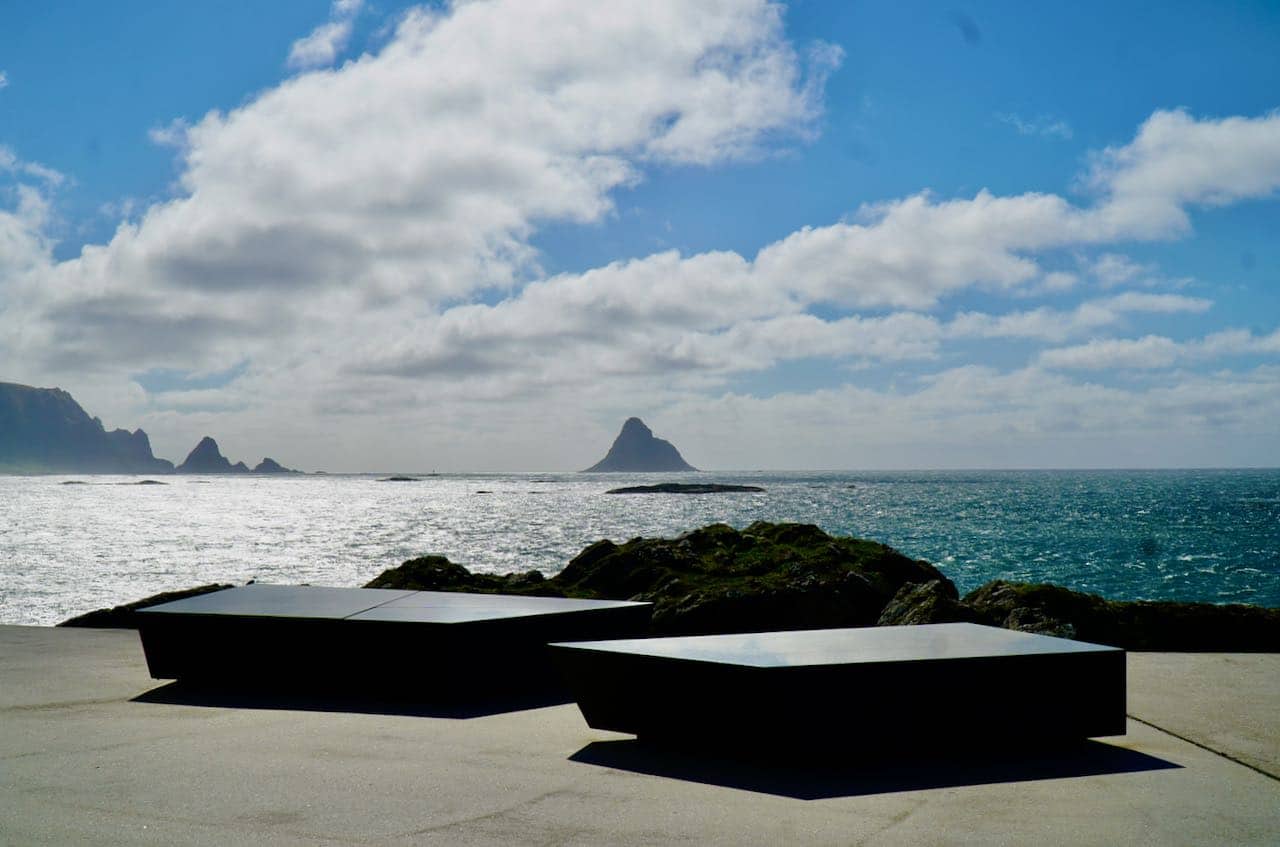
[{"xmin": 2, "ymin": 468, "xmax": 1277, "ymax": 626}]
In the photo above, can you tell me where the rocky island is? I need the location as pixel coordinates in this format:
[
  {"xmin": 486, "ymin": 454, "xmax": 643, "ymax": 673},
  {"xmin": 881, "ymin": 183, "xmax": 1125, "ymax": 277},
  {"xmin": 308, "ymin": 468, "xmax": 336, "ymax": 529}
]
[
  {"xmin": 176, "ymin": 436, "xmax": 250, "ymax": 473},
  {"xmin": 583, "ymin": 417, "xmax": 697, "ymax": 472},
  {"xmin": 174, "ymin": 436, "xmax": 300, "ymax": 474},
  {"xmin": 1, "ymin": 382, "xmax": 174, "ymax": 474},
  {"xmin": 1, "ymin": 381, "xmax": 301, "ymax": 474}
]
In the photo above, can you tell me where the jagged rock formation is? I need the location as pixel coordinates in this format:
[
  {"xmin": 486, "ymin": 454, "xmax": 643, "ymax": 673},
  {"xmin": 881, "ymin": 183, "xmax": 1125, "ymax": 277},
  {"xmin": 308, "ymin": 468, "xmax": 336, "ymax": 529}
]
[
  {"xmin": 176, "ymin": 437, "xmax": 300, "ymax": 474},
  {"xmin": 875, "ymin": 579, "xmax": 980, "ymax": 626},
  {"xmin": 583, "ymin": 417, "xmax": 696, "ymax": 472},
  {"xmin": 366, "ymin": 521, "xmax": 946, "ymax": 635},
  {"xmin": 253, "ymin": 458, "xmax": 299, "ymax": 474},
  {"xmin": 0, "ymin": 381, "xmax": 174, "ymax": 473},
  {"xmin": 176, "ymin": 436, "xmax": 246, "ymax": 473}
]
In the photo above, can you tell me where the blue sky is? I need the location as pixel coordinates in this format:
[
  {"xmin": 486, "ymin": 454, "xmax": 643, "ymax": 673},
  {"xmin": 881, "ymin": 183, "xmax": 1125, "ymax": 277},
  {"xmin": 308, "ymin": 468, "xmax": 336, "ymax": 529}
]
[{"xmin": 1, "ymin": 1, "xmax": 1278, "ymax": 470}]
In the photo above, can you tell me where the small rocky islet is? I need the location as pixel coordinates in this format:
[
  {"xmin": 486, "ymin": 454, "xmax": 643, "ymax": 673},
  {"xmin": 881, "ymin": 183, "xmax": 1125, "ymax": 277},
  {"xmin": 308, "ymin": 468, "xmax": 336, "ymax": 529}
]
[
  {"xmin": 606, "ymin": 483, "xmax": 765, "ymax": 494},
  {"xmin": 62, "ymin": 520, "xmax": 1279, "ymax": 649}
]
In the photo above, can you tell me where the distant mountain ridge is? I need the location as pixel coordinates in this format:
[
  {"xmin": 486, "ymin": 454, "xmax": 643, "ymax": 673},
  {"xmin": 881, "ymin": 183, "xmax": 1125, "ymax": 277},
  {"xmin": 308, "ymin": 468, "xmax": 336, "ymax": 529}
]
[
  {"xmin": 0, "ymin": 381, "xmax": 299, "ymax": 474},
  {"xmin": 0, "ymin": 381, "xmax": 174, "ymax": 473},
  {"xmin": 584, "ymin": 417, "xmax": 697, "ymax": 472}
]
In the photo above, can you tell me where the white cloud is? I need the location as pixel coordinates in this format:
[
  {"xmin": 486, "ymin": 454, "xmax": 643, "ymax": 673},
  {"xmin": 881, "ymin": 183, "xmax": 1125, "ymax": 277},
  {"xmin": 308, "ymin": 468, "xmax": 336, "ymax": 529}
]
[
  {"xmin": 996, "ymin": 112, "xmax": 1073, "ymax": 140},
  {"xmin": 0, "ymin": 185, "xmax": 53, "ymax": 277},
  {"xmin": 9, "ymin": 0, "xmax": 832, "ymax": 379},
  {"xmin": 1199, "ymin": 328, "xmax": 1280, "ymax": 357},
  {"xmin": 288, "ymin": 20, "xmax": 355, "ymax": 70},
  {"xmin": 287, "ymin": 0, "xmax": 366, "ymax": 70},
  {"xmin": 1095, "ymin": 291, "xmax": 1211, "ymax": 314},
  {"xmin": 660, "ymin": 364, "xmax": 1280, "ymax": 470},
  {"xmin": 947, "ymin": 292, "xmax": 1211, "ymax": 343},
  {"xmin": 1038, "ymin": 335, "xmax": 1182, "ymax": 370},
  {"xmin": 1085, "ymin": 108, "xmax": 1280, "ymax": 238},
  {"xmin": 3, "ymin": 0, "xmax": 1280, "ymax": 470},
  {"xmin": 1089, "ymin": 253, "xmax": 1150, "ymax": 287},
  {"xmin": 1039, "ymin": 327, "xmax": 1280, "ymax": 371},
  {"xmin": 753, "ymin": 190, "xmax": 1076, "ymax": 308},
  {"xmin": 0, "ymin": 145, "xmax": 65, "ymax": 187},
  {"xmin": 148, "ymin": 118, "xmax": 191, "ymax": 149},
  {"xmin": 0, "ymin": 71, "xmax": 8, "ymax": 90}
]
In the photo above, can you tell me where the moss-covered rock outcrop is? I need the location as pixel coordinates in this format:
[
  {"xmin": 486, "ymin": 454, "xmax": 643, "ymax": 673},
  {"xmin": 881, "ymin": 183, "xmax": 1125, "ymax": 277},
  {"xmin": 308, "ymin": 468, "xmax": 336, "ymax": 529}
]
[
  {"xmin": 365, "ymin": 521, "xmax": 948, "ymax": 635},
  {"xmin": 368, "ymin": 523, "xmax": 1280, "ymax": 648},
  {"xmin": 876, "ymin": 579, "xmax": 980, "ymax": 626},
  {"xmin": 964, "ymin": 580, "xmax": 1280, "ymax": 651},
  {"xmin": 877, "ymin": 577, "xmax": 1280, "ymax": 650},
  {"xmin": 364, "ymin": 555, "xmax": 554, "ymax": 595}
]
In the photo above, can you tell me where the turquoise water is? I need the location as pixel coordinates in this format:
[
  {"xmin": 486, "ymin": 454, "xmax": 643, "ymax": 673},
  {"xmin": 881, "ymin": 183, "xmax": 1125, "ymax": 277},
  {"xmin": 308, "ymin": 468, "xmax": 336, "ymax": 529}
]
[
  {"xmin": 1, "ymin": 469, "xmax": 1276, "ymax": 625},
  {"xmin": 786, "ymin": 469, "xmax": 1279, "ymax": 606}
]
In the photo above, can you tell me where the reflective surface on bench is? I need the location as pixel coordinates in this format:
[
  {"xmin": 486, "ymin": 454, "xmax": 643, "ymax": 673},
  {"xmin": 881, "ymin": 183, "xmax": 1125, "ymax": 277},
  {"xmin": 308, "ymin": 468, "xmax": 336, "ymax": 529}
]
[
  {"xmin": 138, "ymin": 585, "xmax": 415, "ymax": 619},
  {"xmin": 554, "ymin": 623, "xmax": 1119, "ymax": 668},
  {"xmin": 139, "ymin": 583, "xmax": 648, "ymax": 624}
]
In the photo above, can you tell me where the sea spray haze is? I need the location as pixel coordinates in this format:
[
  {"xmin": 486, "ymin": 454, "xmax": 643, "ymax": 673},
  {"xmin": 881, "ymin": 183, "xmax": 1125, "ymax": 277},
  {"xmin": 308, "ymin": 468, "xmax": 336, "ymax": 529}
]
[{"xmin": 1, "ymin": 469, "xmax": 1276, "ymax": 626}]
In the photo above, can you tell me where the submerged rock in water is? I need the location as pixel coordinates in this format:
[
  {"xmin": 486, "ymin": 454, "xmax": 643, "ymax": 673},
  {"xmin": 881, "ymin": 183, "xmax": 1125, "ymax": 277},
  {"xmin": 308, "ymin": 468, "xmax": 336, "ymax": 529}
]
[
  {"xmin": 366, "ymin": 521, "xmax": 948, "ymax": 636},
  {"xmin": 606, "ymin": 483, "xmax": 764, "ymax": 494}
]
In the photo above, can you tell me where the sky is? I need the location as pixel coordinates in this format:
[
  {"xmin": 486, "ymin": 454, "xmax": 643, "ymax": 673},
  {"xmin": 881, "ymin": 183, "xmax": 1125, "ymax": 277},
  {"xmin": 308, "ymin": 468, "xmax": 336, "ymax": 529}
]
[{"xmin": 1, "ymin": 0, "xmax": 1278, "ymax": 472}]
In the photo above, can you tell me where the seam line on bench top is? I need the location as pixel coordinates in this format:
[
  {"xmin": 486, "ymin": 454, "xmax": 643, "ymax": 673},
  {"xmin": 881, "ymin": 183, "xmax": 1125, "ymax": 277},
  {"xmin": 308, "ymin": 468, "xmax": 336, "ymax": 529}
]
[
  {"xmin": 340, "ymin": 590, "xmax": 419, "ymax": 619},
  {"xmin": 1127, "ymin": 713, "xmax": 1279, "ymax": 783}
]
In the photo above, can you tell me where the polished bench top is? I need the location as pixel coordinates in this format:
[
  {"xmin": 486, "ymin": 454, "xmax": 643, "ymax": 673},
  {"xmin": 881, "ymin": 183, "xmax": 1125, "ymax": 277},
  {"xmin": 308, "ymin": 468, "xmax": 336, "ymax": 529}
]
[
  {"xmin": 138, "ymin": 583, "xmax": 649, "ymax": 624},
  {"xmin": 553, "ymin": 622, "xmax": 1119, "ymax": 668}
]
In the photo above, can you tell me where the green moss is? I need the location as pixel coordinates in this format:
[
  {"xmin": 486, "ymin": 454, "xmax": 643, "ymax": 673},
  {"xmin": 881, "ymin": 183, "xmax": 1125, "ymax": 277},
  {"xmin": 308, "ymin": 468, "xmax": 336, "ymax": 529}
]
[{"xmin": 366, "ymin": 521, "xmax": 950, "ymax": 635}]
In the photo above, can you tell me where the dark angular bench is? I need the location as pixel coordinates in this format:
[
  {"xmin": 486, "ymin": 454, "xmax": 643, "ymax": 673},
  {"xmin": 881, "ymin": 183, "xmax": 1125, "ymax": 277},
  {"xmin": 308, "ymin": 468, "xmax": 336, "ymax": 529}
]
[
  {"xmin": 550, "ymin": 623, "xmax": 1126, "ymax": 756},
  {"xmin": 137, "ymin": 584, "xmax": 651, "ymax": 698}
]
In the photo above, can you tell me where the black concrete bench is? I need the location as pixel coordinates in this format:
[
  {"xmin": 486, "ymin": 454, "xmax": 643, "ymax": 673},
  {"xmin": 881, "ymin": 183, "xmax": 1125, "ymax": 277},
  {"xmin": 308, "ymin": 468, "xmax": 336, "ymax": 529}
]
[
  {"xmin": 137, "ymin": 584, "xmax": 651, "ymax": 698},
  {"xmin": 551, "ymin": 623, "xmax": 1126, "ymax": 756}
]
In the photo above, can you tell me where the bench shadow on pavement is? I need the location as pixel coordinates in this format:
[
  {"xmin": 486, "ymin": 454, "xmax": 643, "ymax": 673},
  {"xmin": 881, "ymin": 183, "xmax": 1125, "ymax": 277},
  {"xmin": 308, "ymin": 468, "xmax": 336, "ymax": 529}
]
[
  {"xmin": 569, "ymin": 737, "xmax": 1181, "ymax": 800},
  {"xmin": 132, "ymin": 680, "xmax": 572, "ymax": 719}
]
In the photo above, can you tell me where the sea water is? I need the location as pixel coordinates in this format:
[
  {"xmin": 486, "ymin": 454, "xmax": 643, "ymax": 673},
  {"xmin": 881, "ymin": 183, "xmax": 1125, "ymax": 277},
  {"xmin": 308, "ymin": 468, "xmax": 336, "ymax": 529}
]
[{"xmin": 1, "ymin": 468, "xmax": 1276, "ymax": 626}]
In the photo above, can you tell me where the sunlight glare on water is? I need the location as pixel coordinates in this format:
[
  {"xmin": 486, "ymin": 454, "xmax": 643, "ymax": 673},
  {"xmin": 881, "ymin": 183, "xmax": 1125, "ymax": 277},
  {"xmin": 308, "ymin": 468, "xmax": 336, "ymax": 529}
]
[{"xmin": 1, "ymin": 469, "xmax": 1277, "ymax": 625}]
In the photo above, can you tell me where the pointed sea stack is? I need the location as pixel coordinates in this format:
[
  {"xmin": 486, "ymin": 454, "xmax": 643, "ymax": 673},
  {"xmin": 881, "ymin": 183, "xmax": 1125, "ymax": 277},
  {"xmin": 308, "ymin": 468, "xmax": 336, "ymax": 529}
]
[
  {"xmin": 176, "ymin": 436, "xmax": 248, "ymax": 473},
  {"xmin": 583, "ymin": 417, "xmax": 697, "ymax": 472}
]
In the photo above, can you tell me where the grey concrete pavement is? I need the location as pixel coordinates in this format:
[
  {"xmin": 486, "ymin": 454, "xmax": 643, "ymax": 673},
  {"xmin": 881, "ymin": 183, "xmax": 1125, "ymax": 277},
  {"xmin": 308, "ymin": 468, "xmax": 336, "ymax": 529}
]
[
  {"xmin": 1, "ymin": 625, "xmax": 1277, "ymax": 846},
  {"xmin": 1127, "ymin": 651, "xmax": 1279, "ymax": 779}
]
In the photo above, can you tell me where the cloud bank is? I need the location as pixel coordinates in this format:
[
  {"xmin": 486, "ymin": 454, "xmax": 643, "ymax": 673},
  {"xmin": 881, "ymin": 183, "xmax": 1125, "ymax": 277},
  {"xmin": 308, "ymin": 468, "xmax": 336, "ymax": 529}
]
[{"xmin": 0, "ymin": 1, "xmax": 1277, "ymax": 469}]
